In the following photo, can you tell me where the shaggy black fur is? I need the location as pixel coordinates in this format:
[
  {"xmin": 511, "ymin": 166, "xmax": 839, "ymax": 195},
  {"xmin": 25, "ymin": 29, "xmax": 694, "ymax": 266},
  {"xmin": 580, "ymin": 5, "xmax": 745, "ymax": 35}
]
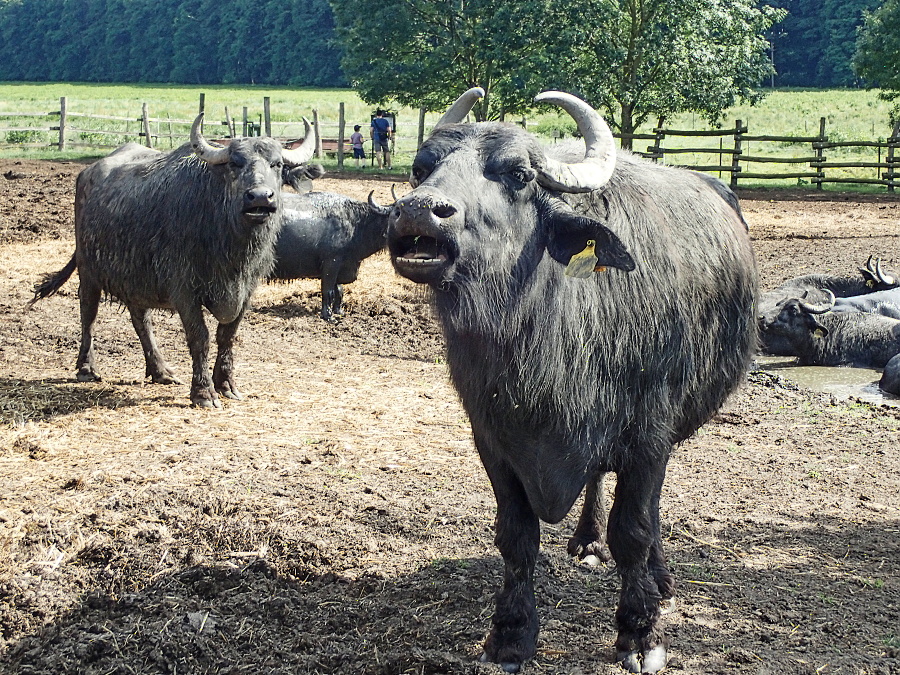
[
  {"xmin": 388, "ymin": 122, "xmax": 758, "ymax": 672},
  {"xmin": 31, "ymin": 138, "xmax": 289, "ymax": 408}
]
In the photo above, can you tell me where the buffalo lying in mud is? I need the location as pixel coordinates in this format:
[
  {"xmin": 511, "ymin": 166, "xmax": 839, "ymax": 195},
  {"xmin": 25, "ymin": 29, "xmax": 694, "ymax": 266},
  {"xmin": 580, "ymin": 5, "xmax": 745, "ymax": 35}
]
[
  {"xmin": 30, "ymin": 116, "xmax": 315, "ymax": 408},
  {"xmin": 758, "ymin": 257, "xmax": 899, "ymax": 355},
  {"xmin": 386, "ymin": 88, "xmax": 758, "ymax": 672},
  {"xmin": 766, "ymin": 291, "xmax": 900, "ymax": 395},
  {"xmin": 269, "ymin": 190, "xmax": 393, "ymax": 322}
]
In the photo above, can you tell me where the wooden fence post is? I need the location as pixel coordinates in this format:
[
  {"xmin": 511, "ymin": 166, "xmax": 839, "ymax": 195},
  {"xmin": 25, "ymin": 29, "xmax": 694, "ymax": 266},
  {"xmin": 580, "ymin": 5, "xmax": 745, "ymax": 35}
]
[
  {"xmin": 313, "ymin": 109, "xmax": 321, "ymax": 159},
  {"xmin": 887, "ymin": 121, "xmax": 899, "ymax": 193},
  {"xmin": 57, "ymin": 96, "xmax": 67, "ymax": 151},
  {"xmin": 242, "ymin": 107, "xmax": 249, "ymax": 137},
  {"xmin": 141, "ymin": 102, "xmax": 152, "ymax": 147},
  {"xmin": 649, "ymin": 116, "xmax": 666, "ymax": 162},
  {"xmin": 198, "ymin": 93, "xmax": 205, "ymax": 133},
  {"xmin": 263, "ymin": 97, "xmax": 271, "ymax": 137},
  {"xmin": 338, "ymin": 102, "xmax": 345, "ymax": 169},
  {"xmin": 815, "ymin": 117, "xmax": 827, "ymax": 190},
  {"xmin": 224, "ymin": 107, "xmax": 234, "ymax": 138},
  {"xmin": 730, "ymin": 119, "xmax": 742, "ymax": 189},
  {"xmin": 418, "ymin": 107, "xmax": 426, "ymax": 148}
]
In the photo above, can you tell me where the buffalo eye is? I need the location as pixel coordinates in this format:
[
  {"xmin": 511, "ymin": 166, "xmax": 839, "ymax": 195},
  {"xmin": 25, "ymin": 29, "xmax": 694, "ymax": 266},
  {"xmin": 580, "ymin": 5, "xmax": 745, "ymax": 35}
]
[
  {"xmin": 271, "ymin": 159, "xmax": 284, "ymax": 169},
  {"xmin": 410, "ymin": 165, "xmax": 428, "ymax": 188},
  {"xmin": 500, "ymin": 166, "xmax": 536, "ymax": 190},
  {"xmin": 511, "ymin": 167, "xmax": 536, "ymax": 185}
]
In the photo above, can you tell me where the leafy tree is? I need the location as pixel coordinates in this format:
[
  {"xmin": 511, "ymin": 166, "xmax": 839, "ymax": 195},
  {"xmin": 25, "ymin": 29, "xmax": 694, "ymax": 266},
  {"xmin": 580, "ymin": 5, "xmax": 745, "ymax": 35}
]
[
  {"xmin": 532, "ymin": 0, "xmax": 786, "ymax": 148},
  {"xmin": 330, "ymin": 0, "xmax": 783, "ymax": 141},
  {"xmin": 329, "ymin": 0, "xmax": 548, "ymax": 120},
  {"xmin": 853, "ymin": 0, "xmax": 900, "ymax": 125}
]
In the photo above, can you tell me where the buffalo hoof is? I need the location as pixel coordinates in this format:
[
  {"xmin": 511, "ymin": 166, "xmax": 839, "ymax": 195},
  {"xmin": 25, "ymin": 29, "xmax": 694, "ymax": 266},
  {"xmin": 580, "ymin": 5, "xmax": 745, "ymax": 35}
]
[
  {"xmin": 617, "ymin": 644, "xmax": 667, "ymax": 673},
  {"xmin": 659, "ymin": 597, "xmax": 676, "ymax": 615},
  {"xmin": 191, "ymin": 393, "xmax": 222, "ymax": 409},
  {"xmin": 478, "ymin": 653, "xmax": 521, "ymax": 673},
  {"xmin": 76, "ymin": 368, "xmax": 101, "ymax": 382},
  {"xmin": 567, "ymin": 534, "xmax": 612, "ymax": 563},
  {"xmin": 151, "ymin": 373, "xmax": 182, "ymax": 385},
  {"xmin": 219, "ymin": 388, "xmax": 244, "ymax": 401}
]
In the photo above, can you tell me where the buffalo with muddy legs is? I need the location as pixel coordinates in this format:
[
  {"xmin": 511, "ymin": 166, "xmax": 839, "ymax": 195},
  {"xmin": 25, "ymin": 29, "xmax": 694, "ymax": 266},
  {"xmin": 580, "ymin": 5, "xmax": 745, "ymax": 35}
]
[
  {"xmin": 387, "ymin": 88, "xmax": 757, "ymax": 672},
  {"xmin": 31, "ymin": 116, "xmax": 315, "ymax": 408}
]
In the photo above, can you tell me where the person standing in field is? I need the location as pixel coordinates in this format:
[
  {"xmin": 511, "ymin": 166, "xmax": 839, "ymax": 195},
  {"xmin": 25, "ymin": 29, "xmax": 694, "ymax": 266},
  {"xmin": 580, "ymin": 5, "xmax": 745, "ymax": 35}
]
[
  {"xmin": 370, "ymin": 110, "xmax": 392, "ymax": 170},
  {"xmin": 350, "ymin": 124, "xmax": 366, "ymax": 169}
]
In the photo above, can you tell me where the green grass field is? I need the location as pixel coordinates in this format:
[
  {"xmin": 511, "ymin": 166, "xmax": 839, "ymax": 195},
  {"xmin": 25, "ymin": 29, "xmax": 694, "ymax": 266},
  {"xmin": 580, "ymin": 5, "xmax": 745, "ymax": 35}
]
[{"xmin": 0, "ymin": 82, "xmax": 897, "ymax": 189}]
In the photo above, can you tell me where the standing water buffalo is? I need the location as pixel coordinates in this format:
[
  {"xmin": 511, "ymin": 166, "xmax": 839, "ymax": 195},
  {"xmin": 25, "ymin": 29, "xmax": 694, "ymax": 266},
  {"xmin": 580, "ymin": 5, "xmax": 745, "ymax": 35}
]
[
  {"xmin": 30, "ymin": 115, "xmax": 314, "ymax": 408},
  {"xmin": 387, "ymin": 88, "xmax": 757, "ymax": 672},
  {"xmin": 269, "ymin": 190, "xmax": 393, "ymax": 321}
]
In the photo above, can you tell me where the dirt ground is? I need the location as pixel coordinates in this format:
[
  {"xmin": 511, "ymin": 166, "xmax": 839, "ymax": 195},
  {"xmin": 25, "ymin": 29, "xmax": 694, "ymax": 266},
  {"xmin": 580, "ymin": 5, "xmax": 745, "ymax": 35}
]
[{"xmin": 1, "ymin": 157, "xmax": 899, "ymax": 675}]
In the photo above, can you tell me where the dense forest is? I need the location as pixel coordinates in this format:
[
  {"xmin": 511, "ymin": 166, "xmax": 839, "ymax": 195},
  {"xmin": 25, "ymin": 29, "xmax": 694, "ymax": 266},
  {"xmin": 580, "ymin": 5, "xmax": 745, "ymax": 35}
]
[
  {"xmin": 769, "ymin": 0, "xmax": 881, "ymax": 87},
  {"xmin": 0, "ymin": 0, "xmax": 884, "ymax": 88},
  {"xmin": 0, "ymin": 0, "xmax": 346, "ymax": 86}
]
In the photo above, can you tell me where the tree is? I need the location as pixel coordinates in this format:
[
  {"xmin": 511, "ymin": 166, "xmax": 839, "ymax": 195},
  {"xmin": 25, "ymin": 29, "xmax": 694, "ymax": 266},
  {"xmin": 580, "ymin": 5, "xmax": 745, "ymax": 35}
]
[
  {"xmin": 329, "ymin": 0, "xmax": 550, "ymax": 120},
  {"xmin": 768, "ymin": 0, "xmax": 878, "ymax": 87},
  {"xmin": 330, "ymin": 0, "xmax": 783, "ymax": 140},
  {"xmin": 534, "ymin": 0, "xmax": 785, "ymax": 148},
  {"xmin": 853, "ymin": 0, "xmax": 900, "ymax": 125}
]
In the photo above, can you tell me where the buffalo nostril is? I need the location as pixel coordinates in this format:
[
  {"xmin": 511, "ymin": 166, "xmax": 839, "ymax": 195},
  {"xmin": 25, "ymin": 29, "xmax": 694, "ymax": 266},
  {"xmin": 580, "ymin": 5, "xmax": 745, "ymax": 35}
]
[
  {"xmin": 433, "ymin": 204, "xmax": 456, "ymax": 219},
  {"xmin": 245, "ymin": 188, "xmax": 274, "ymax": 203}
]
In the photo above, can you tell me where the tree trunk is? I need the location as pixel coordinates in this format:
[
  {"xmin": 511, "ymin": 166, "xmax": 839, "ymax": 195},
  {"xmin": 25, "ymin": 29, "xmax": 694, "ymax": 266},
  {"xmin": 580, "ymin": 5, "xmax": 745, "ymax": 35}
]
[{"xmin": 619, "ymin": 103, "xmax": 635, "ymax": 151}]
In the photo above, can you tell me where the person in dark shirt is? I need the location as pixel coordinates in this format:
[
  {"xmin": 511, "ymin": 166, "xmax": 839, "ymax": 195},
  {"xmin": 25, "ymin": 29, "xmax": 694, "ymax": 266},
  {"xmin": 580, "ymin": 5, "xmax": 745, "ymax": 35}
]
[{"xmin": 370, "ymin": 110, "xmax": 393, "ymax": 170}]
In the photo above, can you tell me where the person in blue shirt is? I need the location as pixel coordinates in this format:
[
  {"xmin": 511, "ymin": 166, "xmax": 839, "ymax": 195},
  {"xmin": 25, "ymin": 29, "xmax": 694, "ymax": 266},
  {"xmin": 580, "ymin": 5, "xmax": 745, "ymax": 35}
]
[{"xmin": 370, "ymin": 110, "xmax": 393, "ymax": 170}]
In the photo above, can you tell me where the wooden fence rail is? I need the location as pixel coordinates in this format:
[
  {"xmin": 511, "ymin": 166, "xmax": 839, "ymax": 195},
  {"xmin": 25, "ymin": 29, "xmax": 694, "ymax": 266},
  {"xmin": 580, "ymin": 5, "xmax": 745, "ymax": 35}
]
[{"xmin": 1, "ymin": 96, "xmax": 898, "ymax": 190}]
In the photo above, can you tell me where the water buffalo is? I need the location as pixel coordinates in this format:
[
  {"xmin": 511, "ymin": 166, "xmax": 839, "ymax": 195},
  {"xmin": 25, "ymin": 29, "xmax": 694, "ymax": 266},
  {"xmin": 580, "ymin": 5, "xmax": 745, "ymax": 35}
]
[
  {"xmin": 30, "ymin": 115, "xmax": 315, "ymax": 408},
  {"xmin": 881, "ymin": 353, "xmax": 900, "ymax": 395},
  {"xmin": 830, "ymin": 287, "xmax": 900, "ymax": 318},
  {"xmin": 766, "ymin": 291, "xmax": 900, "ymax": 370},
  {"xmin": 387, "ymin": 88, "xmax": 757, "ymax": 673},
  {"xmin": 759, "ymin": 259, "xmax": 900, "ymax": 354},
  {"xmin": 269, "ymin": 190, "xmax": 393, "ymax": 322}
]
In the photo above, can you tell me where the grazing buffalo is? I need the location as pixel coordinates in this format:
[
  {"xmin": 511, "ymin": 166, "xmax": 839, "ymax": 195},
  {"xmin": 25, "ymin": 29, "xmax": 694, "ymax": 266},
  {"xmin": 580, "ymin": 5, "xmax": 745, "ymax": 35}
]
[
  {"xmin": 766, "ymin": 291, "xmax": 900, "ymax": 370},
  {"xmin": 387, "ymin": 88, "xmax": 757, "ymax": 672},
  {"xmin": 30, "ymin": 115, "xmax": 314, "ymax": 408},
  {"xmin": 269, "ymin": 190, "xmax": 393, "ymax": 321}
]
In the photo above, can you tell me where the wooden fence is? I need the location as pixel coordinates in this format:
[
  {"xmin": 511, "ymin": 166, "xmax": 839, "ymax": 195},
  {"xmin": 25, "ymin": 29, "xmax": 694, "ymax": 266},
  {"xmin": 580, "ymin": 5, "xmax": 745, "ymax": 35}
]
[
  {"xmin": 1, "ymin": 96, "xmax": 898, "ymax": 190},
  {"xmin": 622, "ymin": 116, "xmax": 900, "ymax": 191}
]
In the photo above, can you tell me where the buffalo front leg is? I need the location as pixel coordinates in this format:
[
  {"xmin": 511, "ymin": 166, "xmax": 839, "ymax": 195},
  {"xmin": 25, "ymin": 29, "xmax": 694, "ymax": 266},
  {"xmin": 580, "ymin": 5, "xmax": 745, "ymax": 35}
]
[
  {"xmin": 608, "ymin": 458, "xmax": 671, "ymax": 674},
  {"xmin": 568, "ymin": 468, "xmax": 612, "ymax": 563},
  {"xmin": 128, "ymin": 307, "xmax": 181, "ymax": 385},
  {"xmin": 177, "ymin": 303, "xmax": 218, "ymax": 409},
  {"xmin": 319, "ymin": 270, "xmax": 340, "ymax": 322},
  {"xmin": 331, "ymin": 283, "xmax": 345, "ymax": 318},
  {"xmin": 212, "ymin": 308, "xmax": 245, "ymax": 401},
  {"xmin": 75, "ymin": 279, "xmax": 102, "ymax": 382},
  {"xmin": 478, "ymin": 450, "xmax": 540, "ymax": 673}
]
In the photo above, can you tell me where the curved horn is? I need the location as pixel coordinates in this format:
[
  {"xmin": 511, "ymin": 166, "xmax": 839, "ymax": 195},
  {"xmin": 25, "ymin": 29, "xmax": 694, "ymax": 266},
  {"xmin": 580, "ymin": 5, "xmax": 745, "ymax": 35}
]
[
  {"xmin": 876, "ymin": 257, "xmax": 896, "ymax": 285},
  {"xmin": 390, "ymin": 184, "xmax": 398, "ymax": 202},
  {"xmin": 190, "ymin": 112, "xmax": 230, "ymax": 165},
  {"xmin": 367, "ymin": 190, "xmax": 393, "ymax": 215},
  {"xmin": 281, "ymin": 117, "xmax": 315, "ymax": 167},
  {"xmin": 435, "ymin": 87, "xmax": 485, "ymax": 128},
  {"xmin": 533, "ymin": 91, "xmax": 616, "ymax": 193},
  {"xmin": 799, "ymin": 289, "xmax": 835, "ymax": 314}
]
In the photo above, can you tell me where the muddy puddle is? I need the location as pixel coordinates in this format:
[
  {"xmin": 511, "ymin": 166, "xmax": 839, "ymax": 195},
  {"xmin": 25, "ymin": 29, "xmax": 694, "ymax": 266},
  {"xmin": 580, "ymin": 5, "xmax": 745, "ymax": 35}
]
[{"xmin": 756, "ymin": 355, "xmax": 900, "ymax": 407}]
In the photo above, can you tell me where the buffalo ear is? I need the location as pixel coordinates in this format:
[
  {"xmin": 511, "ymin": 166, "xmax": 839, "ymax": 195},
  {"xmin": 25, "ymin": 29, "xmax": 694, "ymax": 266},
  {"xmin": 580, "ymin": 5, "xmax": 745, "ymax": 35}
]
[{"xmin": 546, "ymin": 210, "xmax": 635, "ymax": 272}]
